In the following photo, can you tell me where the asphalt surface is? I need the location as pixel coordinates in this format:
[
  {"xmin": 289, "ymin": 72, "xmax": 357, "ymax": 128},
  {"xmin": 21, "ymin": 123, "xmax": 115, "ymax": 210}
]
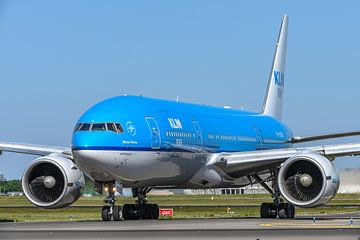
[
  {"xmin": 1, "ymin": 204, "xmax": 360, "ymax": 208},
  {"xmin": 1, "ymin": 218, "xmax": 360, "ymax": 240}
]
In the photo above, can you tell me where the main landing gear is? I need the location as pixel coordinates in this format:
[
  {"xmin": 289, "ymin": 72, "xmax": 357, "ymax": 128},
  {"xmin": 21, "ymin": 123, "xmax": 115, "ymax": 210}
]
[
  {"xmin": 99, "ymin": 182, "xmax": 159, "ymax": 221},
  {"xmin": 253, "ymin": 170, "xmax": 295, "ymax": 219},
  {"xmin": 122, "ymin": 187, "xmax": 159, "ymax": 220}
]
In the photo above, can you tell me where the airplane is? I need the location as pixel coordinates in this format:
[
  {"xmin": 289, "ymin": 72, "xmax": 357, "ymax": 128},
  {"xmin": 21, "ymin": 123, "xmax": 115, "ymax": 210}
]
[{"xmin": 1, "ymin": 14, "xmax": 360, "ymax": 221}]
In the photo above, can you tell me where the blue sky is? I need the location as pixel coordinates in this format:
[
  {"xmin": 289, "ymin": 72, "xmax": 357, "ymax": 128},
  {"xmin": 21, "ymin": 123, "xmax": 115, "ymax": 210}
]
[{"xmin": 0, "ymin": 1, "xmax": 360, "ymax": 179}]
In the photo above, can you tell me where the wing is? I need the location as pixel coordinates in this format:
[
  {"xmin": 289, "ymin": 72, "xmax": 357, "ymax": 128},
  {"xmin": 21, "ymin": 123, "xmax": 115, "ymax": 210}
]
[
  {"xmin": 290, "ymin": 131, "xmax": 360, "ymax": 143},
  {"xmin": 209, "ymin": 142, "xmax": 360, "ymax": 177},
  {"xmin": 0, "ymin": 141, "xmax": 71, "ymax": 156}
]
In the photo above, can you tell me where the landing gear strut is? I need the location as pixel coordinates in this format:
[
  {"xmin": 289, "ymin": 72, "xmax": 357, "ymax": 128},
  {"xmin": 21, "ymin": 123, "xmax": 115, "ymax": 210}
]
[
  {"xmin": 253, "ymin": 170, "xmax": 295, "ymax": 219},
  {"xmin": 97, "ymin": 182, "xmax": 159, "ymax": 221}
]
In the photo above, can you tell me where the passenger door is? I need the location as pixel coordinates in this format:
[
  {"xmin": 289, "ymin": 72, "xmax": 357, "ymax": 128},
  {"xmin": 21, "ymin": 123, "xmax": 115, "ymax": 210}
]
[
  {"xmin": 193, "ymin": 121, "xmax": 203, "ymax": 146},
  {"xmin": 253, "ymin": 127, "xmax": 263, "ymax": 150},
  {"xmin": 145, "ymin": 117, "xmax": 161, "ymax": 149}
]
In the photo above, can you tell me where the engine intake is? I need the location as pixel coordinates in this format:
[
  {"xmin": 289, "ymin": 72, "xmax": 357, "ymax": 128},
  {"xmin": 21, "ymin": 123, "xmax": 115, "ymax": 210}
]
[
  {"xmin": 22, "ymin": 155, "xmax": 85, "ymax": 209},
  {"xmin": 278, "ymin": 153, "xmax": 339, "ymax": 208}
]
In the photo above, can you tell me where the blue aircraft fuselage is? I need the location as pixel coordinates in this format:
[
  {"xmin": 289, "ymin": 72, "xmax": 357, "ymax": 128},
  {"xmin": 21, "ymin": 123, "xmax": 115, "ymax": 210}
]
[
  {"xmin": 72, "ymin": 95, "xmax": 292, "ymax": 154},
  {"xmin": 71, "ymin": 96, "xmax": 293, "ymax": 188}
]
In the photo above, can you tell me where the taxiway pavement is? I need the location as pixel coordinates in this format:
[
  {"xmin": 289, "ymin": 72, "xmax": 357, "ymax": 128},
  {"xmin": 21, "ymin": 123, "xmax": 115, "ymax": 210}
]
[{"xmin": 0, "ymin": 218, "xmax": 360, "ymax": 240}]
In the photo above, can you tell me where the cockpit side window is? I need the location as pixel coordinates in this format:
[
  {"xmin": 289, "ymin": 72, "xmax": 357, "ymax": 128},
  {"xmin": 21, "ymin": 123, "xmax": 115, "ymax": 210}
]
[
  {"xmin": 92, "ymin": 123, "xmax": 106, "ymax": 131},
  {"xmin": 115, "ymin": 123, "xmax": 124, "ymax": 133},
  {"xmin": 106, "ymin": 123, "xmax": 117, "ymax": 133},
  {"xmin": 74, "ymin": 123, "xmax": 83, "ymax": 132}
]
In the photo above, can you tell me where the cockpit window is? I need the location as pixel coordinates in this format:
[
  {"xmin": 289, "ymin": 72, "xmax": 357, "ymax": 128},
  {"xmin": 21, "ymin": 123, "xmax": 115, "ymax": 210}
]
[
  {"xmin": 106, "ymin": 123, "xmax": 117, "ymax": 132},
  {"xmin": 74, "ymin": 123, "xmax": 82, "ymax": 131},
  {"xmin": 115, "ymin": 123, "xmax": 124, "ymax": 133},
  {"xmin": 92, "ymin": 123, "xmax": 106, "ymax": 131},
  {"xmin": 74, "ymin": 122, "xmax": 123, "ymax": 134},
  {"xmin": 79, "ymin": 123, "xmax": 91, "ymax": 131}
]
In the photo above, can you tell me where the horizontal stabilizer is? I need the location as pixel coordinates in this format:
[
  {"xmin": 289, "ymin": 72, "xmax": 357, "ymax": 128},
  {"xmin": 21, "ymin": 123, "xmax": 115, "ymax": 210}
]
[{"xmin": 290, "ymin": 131, "xmax": 360, "ymax": 144}]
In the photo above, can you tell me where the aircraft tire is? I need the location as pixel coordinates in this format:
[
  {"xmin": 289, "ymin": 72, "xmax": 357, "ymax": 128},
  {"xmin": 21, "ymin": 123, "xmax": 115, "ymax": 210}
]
[
  {"xmin": 122, "ymin": 203, "xmax": 159, "ymax": 220},
  {"xmin": 260, "ymin": 203, "xmax": 276, "ymax": 218},
  {"xmin": 113, "ymin": 206, "xmax": 123, "ymax": 221},
  {"xmin": 288, "ymin": 204, "xmax": 295, "ymax": 218},
  {"xmin": 278, "ymin": 203, "xmax": 295, "ymax": 218},
  {"xmin": 139, "ymin": 204, "xmax": 150, "ymax": 219},
  {"xmin": 150, "ymin": 204, "xmax": 159, "ymax": 219},
  {"xmin": 278, "ymin": 203, "xmax": 288, "ymax": 218},
  {"xmin": 101, "ymin": 206, "xmax": 111, "ymax": 221},
  {"xmin": 123, "ymin": 204, "xmax": 140, "ymax": 220}
]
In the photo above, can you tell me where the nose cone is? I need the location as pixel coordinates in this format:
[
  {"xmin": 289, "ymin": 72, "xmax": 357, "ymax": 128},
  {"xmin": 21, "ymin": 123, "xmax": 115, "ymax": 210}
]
[
  {"xmin": 72, "ymin": 131, "xmax": 97, "ymax": 150},
  {"xmin": 72, "ymin": 130, "xmax": 123, "ymax": 150},
  {"xmin": 71, "ymin": 95, "xmax": 147, "ymax": 151},
  {"xmin": 71, "ymin": 96, "xmax": 128, "ymax": 150}
]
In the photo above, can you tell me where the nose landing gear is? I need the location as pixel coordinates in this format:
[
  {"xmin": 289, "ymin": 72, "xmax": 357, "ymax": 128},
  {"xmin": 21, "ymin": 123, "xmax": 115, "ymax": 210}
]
[{"xmin": 101, "ymin": 182, "xmax": 123, "ymax": 221}]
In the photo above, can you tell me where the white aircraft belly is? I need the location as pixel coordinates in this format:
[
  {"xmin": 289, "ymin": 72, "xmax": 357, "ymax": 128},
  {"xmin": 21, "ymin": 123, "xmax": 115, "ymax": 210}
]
[{"xmin": 73, "ymin": 150, "xmax": 205, "ymax": 186}]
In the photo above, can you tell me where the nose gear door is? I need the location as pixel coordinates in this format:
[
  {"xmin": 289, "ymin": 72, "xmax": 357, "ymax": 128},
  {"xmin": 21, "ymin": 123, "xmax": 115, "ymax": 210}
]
[{"xmin": 145, "ymin": 117, "xmax": 161, "ymax": 149}]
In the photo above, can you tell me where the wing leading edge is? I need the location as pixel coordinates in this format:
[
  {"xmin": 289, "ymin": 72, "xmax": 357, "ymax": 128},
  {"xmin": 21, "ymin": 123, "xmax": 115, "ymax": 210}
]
[
  {"xmin": 210, "ymin": 142, "xmax": 360, "ymax": 175},
  {"xmin": 0, "ymin": 141, "xmax": 71, "ymax": 156},
  {"xmin": 290, "ymin": 131, "xmax": 360, "ymax": 143}
]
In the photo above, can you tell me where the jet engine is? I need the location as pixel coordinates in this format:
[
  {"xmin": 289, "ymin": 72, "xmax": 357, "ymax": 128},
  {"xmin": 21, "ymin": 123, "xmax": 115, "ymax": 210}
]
[
  {"xmin": 278, "ymin": 153, "xmax": 339, "ymax": 208},
  {"xmin": 22, "ymin": 155, "xmax": 85, "ymax": 209}
]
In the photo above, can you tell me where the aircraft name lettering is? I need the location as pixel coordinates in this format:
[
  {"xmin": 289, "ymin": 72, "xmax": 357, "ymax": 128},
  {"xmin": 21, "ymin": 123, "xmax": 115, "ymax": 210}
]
[{"xmin": 122, "ymin": 140, "xmax": 138, "ymax": 145}]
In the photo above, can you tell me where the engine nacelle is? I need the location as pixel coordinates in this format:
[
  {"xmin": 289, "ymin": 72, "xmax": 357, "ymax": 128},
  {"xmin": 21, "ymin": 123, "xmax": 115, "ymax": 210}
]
[
  {"xmin": 22, "ymin": 155, "xmax": 85, "ymax": 209},
  {"xmin": 278, "ymin": 153, "xmax": 339, "ymax": 208}
]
